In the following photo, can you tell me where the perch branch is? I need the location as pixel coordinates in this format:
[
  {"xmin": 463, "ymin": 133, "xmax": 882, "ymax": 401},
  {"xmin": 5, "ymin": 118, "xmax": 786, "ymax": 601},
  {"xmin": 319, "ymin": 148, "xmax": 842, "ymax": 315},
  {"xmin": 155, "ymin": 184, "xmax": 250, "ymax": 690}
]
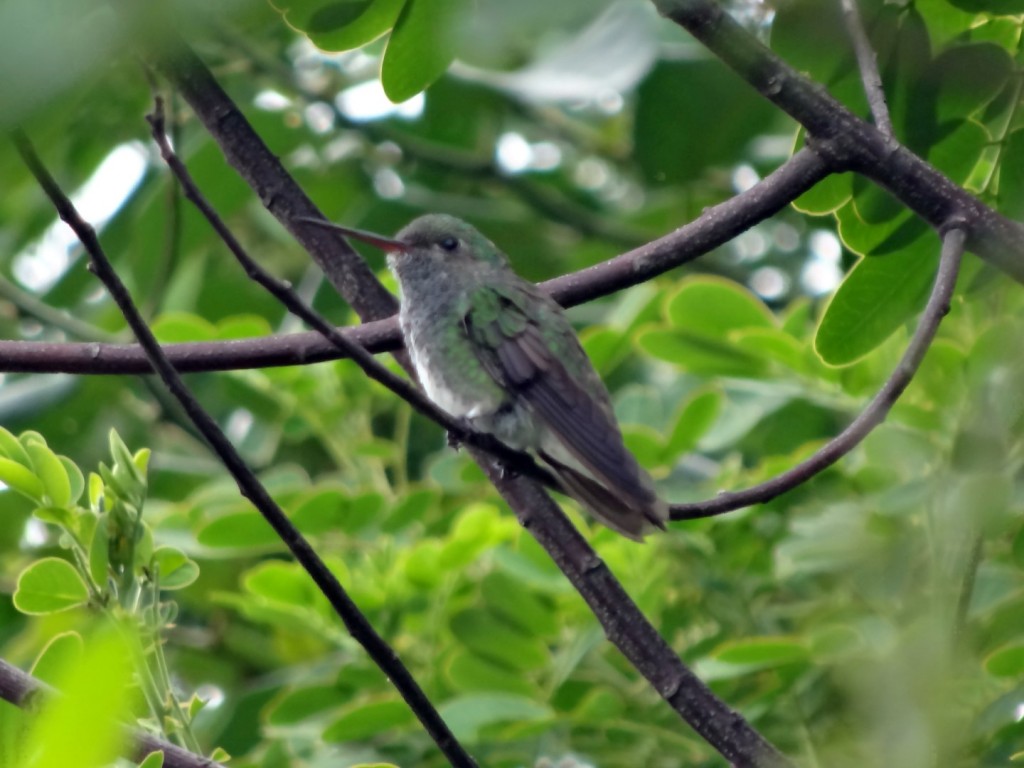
[
  {"xmin": 671, "ymin": 222, "xmax": 966, "ymax": 520},
  {"xmin": 13, "ymin": 130, "xmax": 479, "ymax": 768},
  {"xmin": 0, "ymin": 148, "xmax": 830, "ymax": 375}
]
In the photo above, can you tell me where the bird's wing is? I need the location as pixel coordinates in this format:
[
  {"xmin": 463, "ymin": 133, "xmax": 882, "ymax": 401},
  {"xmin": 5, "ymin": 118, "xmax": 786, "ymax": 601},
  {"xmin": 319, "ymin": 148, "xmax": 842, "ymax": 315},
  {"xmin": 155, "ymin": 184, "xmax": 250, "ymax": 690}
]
[{"xmin": 464, "ymin": 283, "xmax": 660, "ymax": 517}]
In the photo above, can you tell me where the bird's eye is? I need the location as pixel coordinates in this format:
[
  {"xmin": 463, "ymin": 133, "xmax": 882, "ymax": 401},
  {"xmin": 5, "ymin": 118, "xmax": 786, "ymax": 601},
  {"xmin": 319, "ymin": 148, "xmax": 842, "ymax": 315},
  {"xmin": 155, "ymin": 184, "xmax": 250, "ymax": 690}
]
[{"xmin": 439, "ymin": 236, "xmax": 458, "ymax": 252}]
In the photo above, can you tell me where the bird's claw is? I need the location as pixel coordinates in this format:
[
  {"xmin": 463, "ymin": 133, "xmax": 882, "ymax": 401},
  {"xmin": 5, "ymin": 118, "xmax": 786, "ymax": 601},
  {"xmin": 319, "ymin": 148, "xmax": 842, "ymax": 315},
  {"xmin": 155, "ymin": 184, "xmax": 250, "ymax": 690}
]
[
  {"xmin": 446, "ymin": 418, "xmax": 473, "ymax": 451},
  {"xmin": 446, "ymin": 429, "xmax": 463, "ymax": 451}
]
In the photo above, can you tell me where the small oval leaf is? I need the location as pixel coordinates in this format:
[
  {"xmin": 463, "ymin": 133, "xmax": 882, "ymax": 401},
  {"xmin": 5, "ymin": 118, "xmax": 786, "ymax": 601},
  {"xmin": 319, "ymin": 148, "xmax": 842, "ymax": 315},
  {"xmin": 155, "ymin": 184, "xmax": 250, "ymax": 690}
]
[{"xmin": 14, "ymin": 557, "xmax": 90, "ymax": 614}]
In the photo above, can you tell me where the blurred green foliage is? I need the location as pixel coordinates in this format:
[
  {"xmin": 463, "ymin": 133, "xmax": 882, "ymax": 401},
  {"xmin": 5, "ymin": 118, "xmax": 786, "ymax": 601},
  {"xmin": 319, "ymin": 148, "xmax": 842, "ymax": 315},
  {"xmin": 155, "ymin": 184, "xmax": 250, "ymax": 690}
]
[{"xmin": 1, "ymin": 0, "xmax": 1024, "ymax": 766}]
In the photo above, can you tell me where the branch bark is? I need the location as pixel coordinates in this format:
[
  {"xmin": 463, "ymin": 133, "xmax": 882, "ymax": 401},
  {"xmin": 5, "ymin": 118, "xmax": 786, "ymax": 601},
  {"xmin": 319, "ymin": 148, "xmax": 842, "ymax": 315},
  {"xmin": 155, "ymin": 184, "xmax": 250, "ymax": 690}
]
[
  {"xmin": 13, "ymin": 130, "xmax": 480, "ymax": 768},
  {"xmin": 0, "ymin": 148, "xmax": 829, "ymax": 376},
  {"xmin": 671, "ymin": 221, "xmax": 966, "ymax": 519},
  {"xmin": 0, "ymin": 656, "xmax": 223, "ymax": 768},
  {"xmin": 652, "ymin": 0, "xmax": 1024, "ymax": 284},
  {"xmin": 151, "ymin": 36, "xmax": 790, "ymax": 767}
]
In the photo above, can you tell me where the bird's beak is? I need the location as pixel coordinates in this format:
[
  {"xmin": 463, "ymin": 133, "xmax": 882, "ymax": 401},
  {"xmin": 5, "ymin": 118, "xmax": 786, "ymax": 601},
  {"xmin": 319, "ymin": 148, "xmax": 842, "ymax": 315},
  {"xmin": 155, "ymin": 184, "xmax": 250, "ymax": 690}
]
[{"xmin": 295, "ymin": 217, "xmax": 408, "ymax": 253}]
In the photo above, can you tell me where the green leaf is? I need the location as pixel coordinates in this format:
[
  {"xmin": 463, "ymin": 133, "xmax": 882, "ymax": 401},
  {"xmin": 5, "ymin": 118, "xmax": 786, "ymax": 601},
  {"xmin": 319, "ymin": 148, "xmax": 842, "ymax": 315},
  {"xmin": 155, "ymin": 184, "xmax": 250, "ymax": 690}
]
[
  {"xmin": 0, "ymin": 426, "xmax": 31, "ymax": 466},
  {"xmin": 33, "ymin": 506, "xmax": 76, "ymax": 530},
  {"xmin": 137, "ymin": 751, "xmax": 165, "ymax": 768},
  {"xmin": 665, "ymin": 386, "xmax": 723, "ymax": 457},
  {"xmin": 14, "ymin": 557, "xmax": 90, "ymax": 614},
  {"xmin": 437, "ymin": 693, "xmax": 552, "ymax": 741},
  {"xmin": 266, "ymin": 684, "xmax": 342, "ymax": 726},
  {"xmin": 449, "ymin": 609, "xmax": 548, "ymax": 672},
  {"xmin": 732, "ymin": 327, "xmax": 807, "ymax": 371},
  {"xmin": 23, "ymin": 438, "xmax": 72, "ymax": 508},
  {"xmin": 0, "ymin": 456, "xmax": 45, "ymax": 502},
  {"xmin": 635, "ymin": 328, "xmax": 767, "ymax": 377},
  {"xmin": 713, "ymin": 637, "xmax": 808, "ymax": 666},
  {"xmin": 198, "ymin": 511, "xmax": 278, "ymax": 549},
  {"xmin": 480, "ymin": 572, "xmax": 557, "ymax": 637},
  {"xmin": 152, "ymin": 546, "xmax": 200, "ymax": 590},
  {"xmin": 23, "ymin": 628, "xmax": 133, "ymax": 768},
  {"xmin": 793, "ymin": 171, "xmax": 852, "ymax": 216},
  {"xmin": 985, "ymin": 644, "xmax": 1024, "ymax": 677},
  {"xmin": 943, "ymin": 0, "xmax": 1024, "ymax": 13},
  {"xmin": 150, "ymin": 312, "xmax": 218, "ymax": 343},
  {"xmin": 322, "ymin": 699, "xmax": 413, "ymax": 742},
  {"xmin": 665, "ymin": 277, "xmax": 775, "ymax": 336},
  {"xmin": 284, "ymin": 0, "xmax": 405, "ymax": 52},
  {"xmin": 926, "ymin": 118, "xmax": 988, "ymax": 186},
  {"xmin": 59, "ymin": 456, "xmax": 84, "ymax": 506},
  {"xmin": 445, "ymin": 651, "xmax": 536, "ymax": 696},
  {"xmin": 30, "ymin": 631, "xmax": 84, "ymax": 688},
  {"xmin": 999, "ymin": 129, "xmax": 1024, "ymax": 220},
  {"xmin": 381, "ymin": 0, "xmax": 468, "ymax": 102},
  {"xmin": 814, "ymin": 242, "xmax": 938, "ymax": 365},
  {"xmin": 215, "ymin": 314, "xmax": 273, "ymax": 340},
  {"xmin": 930, "ymin": 44, "xmax": 1012, "ymax": 122},
  {"xmin": 403, "ymin": 539, "xmax": 445, "ymax": 588},
  {"xmin": 289, "ymin": 488, "xmax": 347, "ymax": 534}
]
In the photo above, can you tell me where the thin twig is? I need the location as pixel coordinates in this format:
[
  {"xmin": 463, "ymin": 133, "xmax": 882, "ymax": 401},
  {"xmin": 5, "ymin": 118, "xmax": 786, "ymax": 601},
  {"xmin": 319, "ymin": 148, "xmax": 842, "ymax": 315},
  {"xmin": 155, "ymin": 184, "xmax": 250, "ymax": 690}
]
[
  {"xmin": 839, "ymin": 0, "xmax": 894, "ymax": 138},
  {"xmin": 151, "ymin": 45, "xmax": 398, "ymax": 319},
  {"xmin": 0, "ymin": 274, "xmax": 118, "ymax": 342},
  {"xmin": 12, "ymin": 130, "xmax": 479, "ymax": 768},
  {"xmin": 145, "ymin": 96, "xmax": 558, "ymax": 490},
  {"xmin": 0, "ymin": 656, "xmax": 222, "ymax": 768},
  {"xmin": 671, "ymin": 223, "xmax": 967, "ymax": 520}
]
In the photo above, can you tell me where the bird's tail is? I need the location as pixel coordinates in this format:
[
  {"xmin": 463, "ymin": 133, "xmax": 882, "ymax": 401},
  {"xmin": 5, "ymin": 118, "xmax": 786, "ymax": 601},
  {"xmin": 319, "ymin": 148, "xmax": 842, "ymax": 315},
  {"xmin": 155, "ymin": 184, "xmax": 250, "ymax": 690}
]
[{"xmin": 541, "ymin": 452, "xmax": 668, "ymax": 542}]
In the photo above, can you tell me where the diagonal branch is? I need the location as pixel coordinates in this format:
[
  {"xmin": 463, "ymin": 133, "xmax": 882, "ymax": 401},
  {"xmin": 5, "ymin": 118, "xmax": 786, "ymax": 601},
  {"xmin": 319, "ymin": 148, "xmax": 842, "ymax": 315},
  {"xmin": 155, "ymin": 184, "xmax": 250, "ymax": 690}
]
[
  {"xmin": 12, "ymin": 130, "xmax": 479, "ymax": 768},
  {"xmin": 839, "ymin": 0, "xmax": 894, "ymax": 138},
  {"xmin": 0, "ymin": 657, "xmax": 222, "ymax": 768},
  {"xmin": 145, "ymin": 96, "xmax": 558, "ymax": 489},
  {"xmin": 150, "ymin": 37, "xmax": 791, "ymax": 766},
  {"xmin": 671, "ymin": 221, "xmax": 966, "ymax": 520},
  {"xmin": 651, "ymin": 0, "xmax": 1024, "ymax": 284}
]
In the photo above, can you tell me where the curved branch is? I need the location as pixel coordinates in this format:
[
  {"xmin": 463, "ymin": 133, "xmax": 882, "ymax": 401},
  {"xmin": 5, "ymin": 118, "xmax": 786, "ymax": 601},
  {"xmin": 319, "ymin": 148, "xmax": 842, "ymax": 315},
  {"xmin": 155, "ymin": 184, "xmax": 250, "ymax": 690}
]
[
  {"xmin": 0, "ymin": 148, "xmax": 830, "ymax": 376},
  {"xmin": 652, "ymin": 0, "xmax": 1024, "ymax": 284},
  {"xmin": 13, "ymin": 131, "xmax": 479, "ymax": 768},
  {"xmin": 671, "ymin": 222, "xmax": 966, "ymax": 520}
]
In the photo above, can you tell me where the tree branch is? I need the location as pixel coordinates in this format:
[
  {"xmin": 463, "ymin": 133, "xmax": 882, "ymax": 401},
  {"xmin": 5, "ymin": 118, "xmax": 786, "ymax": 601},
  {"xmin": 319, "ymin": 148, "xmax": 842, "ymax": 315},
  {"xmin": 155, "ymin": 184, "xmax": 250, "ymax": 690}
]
[
  {"xmin": 150, "ymin": 37, "xmax": 790, "ymax": 766},
  {"xmin": 12, "ymin": 130, "xmax": 479, "ymax": 768},
  {"xmin": 476, "ymin": 456, "xmax": 791, "ymax": 768},
  {"xmin": 0, "ymin": 147, "xmax": 830, "ymax": 375},
  {"xmin": 839, "ymin": 0, "xmax": 894, "ymax": 138},
  {"xmin": 151, "ymin": 43, "xmax": 398, "ymax": 321},
  {"xmin": 145, "ymin": 96, "xmax": 559, "ymax": 490},
  {"xmin": 0, "ymin": 656, "xmax": 223, "ymax": 768},
  {"xmin": 671, "ymin": 222, "xmax": 966, "ymax": 520},
  {"xmin": 651, "ymin": 0, "xmax": 1024, "ymax": 284}
]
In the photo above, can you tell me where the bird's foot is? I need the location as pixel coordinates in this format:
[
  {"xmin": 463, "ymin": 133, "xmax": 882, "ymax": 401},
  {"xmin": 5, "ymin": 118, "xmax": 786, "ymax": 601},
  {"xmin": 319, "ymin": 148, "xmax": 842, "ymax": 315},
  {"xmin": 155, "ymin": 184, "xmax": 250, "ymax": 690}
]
[{"xmin": 446, "ymin": 418, "xmax": 473, "ymax": 451}]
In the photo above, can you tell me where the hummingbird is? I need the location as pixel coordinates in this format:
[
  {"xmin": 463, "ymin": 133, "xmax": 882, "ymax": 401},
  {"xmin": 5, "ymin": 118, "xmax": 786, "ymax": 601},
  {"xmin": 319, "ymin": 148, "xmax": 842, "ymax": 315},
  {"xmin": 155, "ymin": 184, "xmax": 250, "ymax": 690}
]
[{"xmin": 300, "ymin": 213, "xmax": 669, "ymax": 540}]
